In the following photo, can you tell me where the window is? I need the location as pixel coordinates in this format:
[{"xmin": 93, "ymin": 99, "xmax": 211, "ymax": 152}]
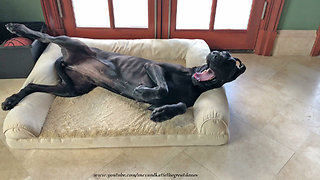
[{"xmin": 42, "ymin": 0, "xmax": 281, "ymax": 51}]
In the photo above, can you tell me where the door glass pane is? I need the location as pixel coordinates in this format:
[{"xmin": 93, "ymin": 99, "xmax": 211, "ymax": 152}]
[
  {"xmin": 214, "ymin": 0, "xmax": 253, "ymax": 30},
  {"xmin": 113, "ymin": 0, "xmax": 148, "ymax": 28},
  {"xmin": 176, "ymin": 0, "xmax": 212, "ymax": 30},
  {"xmin": 72, "ymin": 0, "xmax": 110, "ymax": 28}
]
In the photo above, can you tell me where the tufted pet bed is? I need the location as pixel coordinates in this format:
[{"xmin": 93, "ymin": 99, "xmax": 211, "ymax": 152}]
[{"xmin": 3, "ymin": 38, "xmax": 230, "ymax": 149}]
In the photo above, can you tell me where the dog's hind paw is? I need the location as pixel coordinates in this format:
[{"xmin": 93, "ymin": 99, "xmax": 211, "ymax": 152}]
[
  {"xmin": 150, "ymin": 106, "xmax": 172, "ymax": 122},
  {"xmin": 5, "ymin": 23, "xmax": 27, "ymax": 36},
  {"xmin": 150, "ymin": 105, "xmax": 180, "ymax": 122},
  {"xmin": 1, "ymin": 94, "xmax": 21, "ymax": 111}
]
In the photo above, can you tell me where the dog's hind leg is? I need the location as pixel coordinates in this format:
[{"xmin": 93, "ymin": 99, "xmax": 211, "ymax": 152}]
[
  {"xmin": 5, "ymin": 23, "xmax": 94, "ymax": 60},
  {"xmin": 150, "ymin": 102, "xmax": 187, "ymax": 122},
  {"xmin": 54, "ymin": 57, "xmax": 77, "ymax": 94},
  {"xmin": 1, "ymin": 58, "xmax": 94, "ymax": 111},
  {"xmin": 133, "ymin": 63, "xmax": 169, "ymax": 101}
]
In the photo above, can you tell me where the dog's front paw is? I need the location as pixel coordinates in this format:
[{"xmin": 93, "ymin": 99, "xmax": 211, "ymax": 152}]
[
  {"xmin": 5, "ymin": 23, "xmax": 27, "ymax": 36},
  {"xmin": 1, "ymin": 94, "xmax": 21, "ymax": 111},
  {"xmin": 150, "ymin": 103, "xmax": 187, "ymax": 122}
]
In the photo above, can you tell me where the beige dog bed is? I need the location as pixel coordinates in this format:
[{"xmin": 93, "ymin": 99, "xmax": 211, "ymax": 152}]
[{"xmin": 3, "ymin": 38, "xmax": 230, "ymax": 149}]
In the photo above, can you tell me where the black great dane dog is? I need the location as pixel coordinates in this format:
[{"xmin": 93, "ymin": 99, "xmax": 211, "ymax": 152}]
[{"xmin": 1, "ymin": 23, "xmax": 246, "ymax": 122}]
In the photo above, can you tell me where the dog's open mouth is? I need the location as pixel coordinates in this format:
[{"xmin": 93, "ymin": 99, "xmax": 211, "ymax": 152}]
[{"xmin": 193, "ymin": 68, "xmax": 216, "ymax": 82}]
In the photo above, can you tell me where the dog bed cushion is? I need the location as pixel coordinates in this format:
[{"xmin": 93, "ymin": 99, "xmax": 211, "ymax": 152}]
[{"xmin": 3, "ymin": 38, "xmax": 230, "ymax": 149}]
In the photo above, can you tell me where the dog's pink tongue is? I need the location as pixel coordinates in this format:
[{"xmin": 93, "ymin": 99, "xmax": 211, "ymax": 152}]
[{"xmin": 194, "ymin": 69, "xmax": 215, "ymax": 81}]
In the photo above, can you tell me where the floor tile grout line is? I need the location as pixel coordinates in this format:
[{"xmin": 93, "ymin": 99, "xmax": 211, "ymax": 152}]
[
  {"xmin": 274, "ymin": 152, "xmax": 296, "ymax": 179},
  {"xmin": 255, "ymin": 57, "xmax": 290, "ymax": 86},
  {"xmin": 182, "ymin": 148, "xmax": 214, "ymax": 172},
  {"xmin": 259, "ymin": 111, "xmax": 312, "ymax": 152},
  {"xmin": 83, "ymin": 151, "xmax": 124, "ymax": 180},
  {"xmin": 0, "ymin": 142, "xmax": 32, "ymax": 179},
  {"xmin": 237, "ymin": 118, "xmax": 299, "ymax": 178},
  {"xmin": 152, "ymin": 147, "xmax": 186, "ymax": 174},
  {"xmin": 84, "ymin": 147, "xmax": 186, "ymax": 180},
  {"xmin": 262, "ymin": 60, "xmax": 320, "ymax": 111},
  {"xmin": 183, "ymin": 150, "xmax": 220, "ymax": 179},
  {"xmin": 237, "ymin": 117, "xmax": 298, "ymax": 153}
]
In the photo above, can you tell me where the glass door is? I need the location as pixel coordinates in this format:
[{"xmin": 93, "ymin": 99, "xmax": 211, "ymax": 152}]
[{"xmin": 165, "ymin": 0, "xmax": 266, "ymax": 50}]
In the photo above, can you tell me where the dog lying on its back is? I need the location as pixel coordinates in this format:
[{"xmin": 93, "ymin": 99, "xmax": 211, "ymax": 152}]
[{"xmin": 1, "ymin": 23, "xmax": 246, "ymax": 122}]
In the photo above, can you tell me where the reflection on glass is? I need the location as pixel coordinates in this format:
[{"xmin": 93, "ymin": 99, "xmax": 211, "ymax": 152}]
[
  {"xmin": 176, "ymin": 0, "xmax": 212, "ymax": 30},
  {"xmin": 72, "ymin": 0, "xmax": 110, "ymax": 28},
  {"xmin": 113, "ymin": 0, "xmax": 148, "ymax": 28},
  {"xmin": 214, "ymin": 0, "xmax": 253, "ymax": 30}
]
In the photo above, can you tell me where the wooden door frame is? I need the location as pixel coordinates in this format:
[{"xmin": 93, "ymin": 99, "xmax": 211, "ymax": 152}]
[
  {"xmin": 254, "ymin": 0, "xmax": 285, "ymax": 56},
  {"xmin": 310, "ymin": 26, "xmax": 320, "ymax": 56},
  {"xmin": 40, "ymin": 0, "xmax": 66, "ymax": 36},
  {"xmin": 40, "ymin": 0, "xmax": 285, "ymax": 55}
]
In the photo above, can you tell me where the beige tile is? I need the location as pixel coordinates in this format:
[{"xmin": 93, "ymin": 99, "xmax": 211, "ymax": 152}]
[
  {"xmin": 278, "ymin": 98, "xmax": 320, "ymax": 136},
  {"xmin": 185, "ymin": 120, "xmax": 294, "ymax": 180},
  {"xmin": 232, "ymin": 54, "xmax": 289, "ymax": 84},
  {"xmin": 21, "ymin": 148, "xmax": 123, "ymax": 180},
  {"xmin": 276, "ymin": 134, "xmax": 320, "ymax": 180},
  {"xmin": 152, "ymin": 151, "xmax": 218, "ymax": 180},
  {"xmin": 89, "ymin": 153, "xmax": 151, "ymax": 180},
  {"xmin": 122, "ymin": 147, "xmax": 185, "ymax": 172},
  {"xmin": 194, "ymin": 166, "xmax": 219, "ymax": 180},
  {"xmin": 267, "ymin": 61, "xmax": 320, "ymax": 110},
  {"xmin": 262, "ymin": 113, "xmax": 311, "ymax": 151},
  {"xmin": 304, "ymin": 56, "xmax": 320, "ymax": 72},
  {"xmin": 0, "ymin": 140, "xmax": 30, "ymax": 180},
  {"xmin": 7, "ymin": 149, "xmax": 35, "ymax": 170},
  {"xmin": 225, "ymin": 79, "xmax": 291, "ymax": 130}
]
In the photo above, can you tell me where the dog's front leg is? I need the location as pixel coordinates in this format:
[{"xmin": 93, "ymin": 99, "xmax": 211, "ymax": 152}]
[
  {"xmin": 150, "ymin": 102, "xmax": 187, "ymax": 122},
  {"xmin": 133, "ymin": 63, "xmax": 168, "ymax": 101}
]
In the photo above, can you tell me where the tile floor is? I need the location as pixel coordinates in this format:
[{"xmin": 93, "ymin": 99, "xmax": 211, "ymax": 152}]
[{"xmin": 0, "ymin": 54, "xmax": 320, "ymax": 180}]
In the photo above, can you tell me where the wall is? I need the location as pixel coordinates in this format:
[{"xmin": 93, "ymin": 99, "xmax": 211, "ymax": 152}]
[
  {"xmin": 278, "ymin": 0, "xmax": 320, "ymax": 30},
  {"xmin": 0, "ymin": 0, "xmax": 44, "ymax": 22},
  {"xmin": 273, "ymin": 0, "xmax": 319, "ymax": 55}
]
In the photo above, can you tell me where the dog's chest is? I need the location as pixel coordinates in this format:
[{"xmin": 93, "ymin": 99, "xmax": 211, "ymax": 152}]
[{"xmin": 166, "ymin": 76, "xmax": 200, "ymax": 106}]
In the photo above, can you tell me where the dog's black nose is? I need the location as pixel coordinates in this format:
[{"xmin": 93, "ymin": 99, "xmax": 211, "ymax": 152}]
[
  {"xmin": 221, "ymin": 51, "xmax": 231, "ymax": 58},
  {"xmin": 211, "ymin": 51, "xmax": 221, "ymax": 59}
]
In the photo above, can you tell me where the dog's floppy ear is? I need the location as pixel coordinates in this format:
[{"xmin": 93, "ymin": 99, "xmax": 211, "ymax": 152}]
[{"xmin": 230, "ymin": 58, "xmax": 246, "ymax": 81}]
